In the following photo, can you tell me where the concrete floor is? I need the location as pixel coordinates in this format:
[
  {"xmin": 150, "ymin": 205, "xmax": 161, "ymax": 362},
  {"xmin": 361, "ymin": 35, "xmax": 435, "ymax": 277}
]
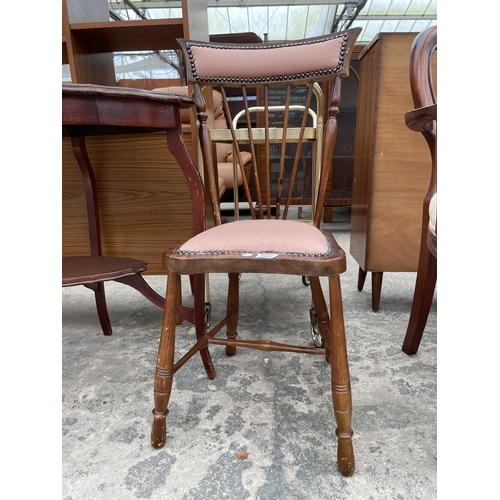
[{"xmin": 61, "ymin": 208, "xmax": 437, "ymax": 499}]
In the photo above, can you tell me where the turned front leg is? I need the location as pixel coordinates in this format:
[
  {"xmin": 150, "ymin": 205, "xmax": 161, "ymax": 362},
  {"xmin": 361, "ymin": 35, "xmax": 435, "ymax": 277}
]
[
  {"xmin": 151, "ymin": 271, "xmax": 178, "ymax": 449},
  {"xmin": 328, "ymin": 275, "xmax": 355, "ymax": 476}
]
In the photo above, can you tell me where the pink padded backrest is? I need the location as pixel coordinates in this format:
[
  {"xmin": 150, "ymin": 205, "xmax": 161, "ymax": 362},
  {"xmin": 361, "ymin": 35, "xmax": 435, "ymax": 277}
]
[{"xmin": 178, "ymin": 31, "xmax": 358, "ymax": 85}]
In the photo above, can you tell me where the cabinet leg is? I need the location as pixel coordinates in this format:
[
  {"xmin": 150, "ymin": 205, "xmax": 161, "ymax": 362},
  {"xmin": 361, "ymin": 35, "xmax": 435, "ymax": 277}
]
[
  {"xmin": 357, "ymin": 267, "xmax": 367, "ymax": 291},
  {"xmin": 371, "ymin": 272, "xmax": 383, "ymax": 312},
  {"xmin": 323, "ymin": 207, "xmax": 333, "ymax": 223}
]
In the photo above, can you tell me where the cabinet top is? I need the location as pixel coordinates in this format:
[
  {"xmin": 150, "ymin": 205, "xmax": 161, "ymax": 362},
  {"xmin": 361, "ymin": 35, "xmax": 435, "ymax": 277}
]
[{"xmin": 359, "ymin": 32, "xmax": 418, "ymax": 60}]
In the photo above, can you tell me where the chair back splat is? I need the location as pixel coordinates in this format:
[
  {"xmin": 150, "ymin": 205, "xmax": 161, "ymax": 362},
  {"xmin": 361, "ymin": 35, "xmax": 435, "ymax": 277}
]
[{"xmin": 151, "ymin": 28, "xmax": 362, "ymax": 478}]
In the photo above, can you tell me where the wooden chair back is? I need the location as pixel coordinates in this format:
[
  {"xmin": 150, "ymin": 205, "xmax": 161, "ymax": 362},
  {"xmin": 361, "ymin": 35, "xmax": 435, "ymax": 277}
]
[
  {"xmin": 401, "ymin": 26, "xmax": 438, "ymax": 355},
  {"xmin": 407, "ymin": 26, "xmax": 437, "ymax": 241},
  {"xmin": 176, "ymin": 29, "xmax": 361, "ymax": 226}
]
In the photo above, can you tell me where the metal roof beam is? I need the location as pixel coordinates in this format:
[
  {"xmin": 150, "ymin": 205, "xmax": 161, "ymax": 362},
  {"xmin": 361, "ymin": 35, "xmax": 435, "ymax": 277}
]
[
  {"xmin": 109, "ymin": 1, "xmax": 362, "ymax": 8},
  {"xmin": 357, "ymin": 15, "xmax": 436, "ymax": 21}
]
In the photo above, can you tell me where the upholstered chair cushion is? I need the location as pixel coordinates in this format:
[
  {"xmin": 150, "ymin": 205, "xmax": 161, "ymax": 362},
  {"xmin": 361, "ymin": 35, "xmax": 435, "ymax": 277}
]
[
  {"xmin": 176, "ymin": 219, "xmax": 331, "ymax": 256},
  {"xmin": 429, "ymin": 193, "xmax": 437, "ymax": 236}
]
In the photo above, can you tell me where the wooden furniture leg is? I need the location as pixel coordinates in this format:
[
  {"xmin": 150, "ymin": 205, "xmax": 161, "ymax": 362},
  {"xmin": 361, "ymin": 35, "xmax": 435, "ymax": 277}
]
[
  {"xmin": 323, "ymin": 207, "xmax": 333, "ymax": 223},
  {"xmin": 192, "ymin": 273, "xmax": 216, "ymax": 379},
  {"xmin": 225, "ymin": 272, "xmax": 239, "ymax": 357},
  {"xmin": 115, "ymin": 274, "xmax": 165, "ymax": 310},
  {"xmin": 357, "ymin": 267, "xmax": 367, "ymax": 291},
  {"xmin": 83, "ymin": 282, "xmax": 112, "ymax": 336},
  {"xmin": 402, "ymin": 247, "xmax": 437, "ymax": 355},
  {"xmin": 151, "ymin": 271, "xmax": 178, "ymax": 449},
  {"xmin": 309, "ymin": 276, "xmax": 329, "ymax": 355},
  {"xmin": 328, "ymin": 275, "xmax": 355, "ymax": 476},
  {"xmin": 371, "ymin": 271, "xmax": 383, "ymax": 312},
  {"xmin": 357, "ymin": 268, "xmax": 383, "ymax": 312}
]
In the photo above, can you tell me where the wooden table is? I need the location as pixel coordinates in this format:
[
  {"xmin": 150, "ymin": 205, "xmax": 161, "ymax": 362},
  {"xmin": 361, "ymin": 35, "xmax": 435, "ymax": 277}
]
[{"xmin": 62, "ymin": 83, "xmax": 204, "ymax": 333}]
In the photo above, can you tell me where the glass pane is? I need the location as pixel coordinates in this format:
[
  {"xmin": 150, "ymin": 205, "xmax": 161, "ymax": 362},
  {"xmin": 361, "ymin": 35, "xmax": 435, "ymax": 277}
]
[{"xmin": 268, "ymin": 7, "xmax": 289, "ymax": 41}]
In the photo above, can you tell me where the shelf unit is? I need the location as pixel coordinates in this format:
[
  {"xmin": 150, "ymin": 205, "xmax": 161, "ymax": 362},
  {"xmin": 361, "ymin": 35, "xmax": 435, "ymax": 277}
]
[{"xmin": 62, "ymin": 0, "xmax": 209, "ymax": 85}]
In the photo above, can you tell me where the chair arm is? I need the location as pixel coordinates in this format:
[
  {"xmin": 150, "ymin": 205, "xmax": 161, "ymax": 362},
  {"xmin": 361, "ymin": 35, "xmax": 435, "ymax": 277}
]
[{"xmin": 405, "ymin": 103, "xmax": 437, "ymax": 132}]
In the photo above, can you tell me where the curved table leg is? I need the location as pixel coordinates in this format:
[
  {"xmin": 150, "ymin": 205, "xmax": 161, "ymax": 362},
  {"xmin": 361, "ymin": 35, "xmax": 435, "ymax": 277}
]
[
  {"xmin": 115, "ymin": 274, "xmax": 165, "ymax": 309},
  {"xmin": 116, "ymin": 274, "xmax": 187, "ymax": 326},
  {"xmin": 83, "ymin": 282, "xmax": 112, "ymax": 336}
]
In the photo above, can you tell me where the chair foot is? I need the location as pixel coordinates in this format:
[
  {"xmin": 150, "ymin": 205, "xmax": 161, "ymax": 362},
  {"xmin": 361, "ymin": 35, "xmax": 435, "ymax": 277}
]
[
  {"xmin": 150, "ymin": 408, "xmax": 168, "ymax": 449},
  {"xmin": 336, "ymin": 429, "xmax": 355, "ymax": 476},
  {"xmin": 225, "ymin": 345, "xmax": 237, "ymax": 356}
]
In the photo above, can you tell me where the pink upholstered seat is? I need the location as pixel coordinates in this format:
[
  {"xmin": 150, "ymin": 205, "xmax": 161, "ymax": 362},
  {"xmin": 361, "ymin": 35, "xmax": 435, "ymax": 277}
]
[{"xmin": 177, "ymin": 219, "xmax": 331, "ymax": 256}]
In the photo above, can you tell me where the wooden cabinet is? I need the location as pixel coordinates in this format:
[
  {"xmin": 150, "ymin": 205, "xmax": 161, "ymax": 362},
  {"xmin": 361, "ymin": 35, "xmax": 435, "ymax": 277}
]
[{"xmin": 349, "ymin": 32, "xmax": 437, "ymax": 310}]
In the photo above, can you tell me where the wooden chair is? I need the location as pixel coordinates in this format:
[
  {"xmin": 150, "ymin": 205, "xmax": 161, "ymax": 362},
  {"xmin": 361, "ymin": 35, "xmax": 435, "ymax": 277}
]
[
  {"xmin": 150, "ymin": 28, "xmax": 362, "ymax": 477},
  {"xmin": 401, "ymin": 26, "xmax": 437, "ymax": 355}
]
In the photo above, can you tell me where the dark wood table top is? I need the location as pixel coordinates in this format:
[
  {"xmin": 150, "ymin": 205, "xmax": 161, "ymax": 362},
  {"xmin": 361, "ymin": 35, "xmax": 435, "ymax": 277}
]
[{"xmin": 62, "ymin": 83, "xmax": 195, "ymax": 137}]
